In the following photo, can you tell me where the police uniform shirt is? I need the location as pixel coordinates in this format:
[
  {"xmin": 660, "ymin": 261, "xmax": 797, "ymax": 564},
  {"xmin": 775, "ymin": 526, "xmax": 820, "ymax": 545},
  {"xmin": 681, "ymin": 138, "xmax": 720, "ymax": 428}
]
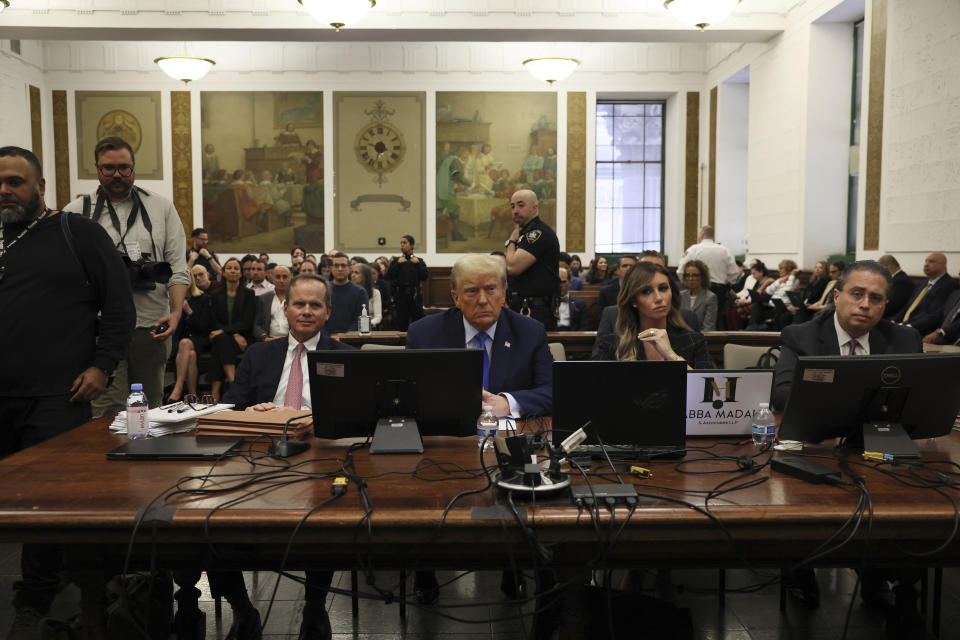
[{"xmin": 510, "ymin": 216, "xmax": 560, "ymax": 298}]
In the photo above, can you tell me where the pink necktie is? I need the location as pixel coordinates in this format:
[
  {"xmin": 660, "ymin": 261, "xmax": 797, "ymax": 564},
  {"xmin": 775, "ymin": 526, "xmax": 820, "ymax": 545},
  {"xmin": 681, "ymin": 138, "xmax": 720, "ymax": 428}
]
[
  {"xmin": 284, "ymin": 343, "xmax": 305, "ymax": 409},
  {"xmin": 847, "ymin": 340, "xmax": 858, "ymax": 356}
]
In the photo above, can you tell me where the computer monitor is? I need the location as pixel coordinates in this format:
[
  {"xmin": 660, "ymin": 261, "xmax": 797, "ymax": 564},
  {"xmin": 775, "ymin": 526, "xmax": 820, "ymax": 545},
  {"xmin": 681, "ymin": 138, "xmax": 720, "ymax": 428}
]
[
  {"xmin": 778, "ymin": 353, "xmax": 960, "ymax": 457},
  {"xmin": 308, "ymin": 348, "xmax": 482, "ymax": 454},
  {"xmin": 552, "ymin": 360, "xmax": 687, "ymax": 458}
]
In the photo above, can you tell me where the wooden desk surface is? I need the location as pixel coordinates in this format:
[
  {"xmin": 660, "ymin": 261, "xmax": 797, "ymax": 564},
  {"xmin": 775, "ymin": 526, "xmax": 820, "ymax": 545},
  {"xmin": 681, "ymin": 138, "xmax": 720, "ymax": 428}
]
[{"xmin": 2, "ymin": 419, "xmax": 959, "ymax": 567}]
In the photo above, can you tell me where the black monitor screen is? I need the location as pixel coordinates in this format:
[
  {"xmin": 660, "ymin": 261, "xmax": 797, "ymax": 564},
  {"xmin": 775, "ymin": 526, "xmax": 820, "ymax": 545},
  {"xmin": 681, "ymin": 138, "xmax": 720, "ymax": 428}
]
[
  {"xmin": 779, "ymin": 353, "xmax": 960, "ymax": 444},
  {"xmin": 308, "ymin": 348, "xmax": 482, "ymax": 441},
  {"xmin": 552, "ymin": 360, "xmax": 687, "ymax": 450}
]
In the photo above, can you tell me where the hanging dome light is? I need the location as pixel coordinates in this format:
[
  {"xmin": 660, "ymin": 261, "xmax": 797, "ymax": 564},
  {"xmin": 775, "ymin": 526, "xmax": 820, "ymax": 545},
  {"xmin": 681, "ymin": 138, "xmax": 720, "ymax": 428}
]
[
  {"xmin": 298, "ymin": 0, "xmax": 376, "ymax": 31},
  {"xmin": 664, "ymin": 0, "xmax": 740, "ymax": 31},
  {"xmin": 522, "ymin": 57, "xmax": 581, "ymax": 86},
  {"xmin": 154, "ymin": 56, "xmax": 216, "ymax": 84}
]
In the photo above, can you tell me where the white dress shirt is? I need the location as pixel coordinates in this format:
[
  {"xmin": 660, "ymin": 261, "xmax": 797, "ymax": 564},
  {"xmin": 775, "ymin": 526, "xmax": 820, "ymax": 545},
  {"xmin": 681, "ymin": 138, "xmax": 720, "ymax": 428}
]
[
  {"xmin": 834, "ymin": 313, "xmax": 871, "ymax": 356},
  {"xmin": 557, "ymin": 296, "xmax": 571, "ymax": 328},
  {"xmin": 676, "ymin": 239, "xmax": 740, "ymax": 285},
  {"xmin": 462, "ymin": 318, "xmax": 520, "ymax": 417},
  {"xmin": 268, "ymin": 294, "xmax": 289, "ymax": 338},
  {"xmin": 272, "ymin": 332, "xmax": 322, "ymax": 409},
  {"xmin": 247, "ymin": 280, "xmax": 275, "ymax": 296}
]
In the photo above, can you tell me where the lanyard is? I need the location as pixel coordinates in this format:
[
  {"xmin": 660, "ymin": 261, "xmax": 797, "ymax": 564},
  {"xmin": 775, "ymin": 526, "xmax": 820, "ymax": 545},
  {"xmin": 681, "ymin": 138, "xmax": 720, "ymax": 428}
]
[
  {"xmin": 0, "ymin": 208, "xmax": 51, "ymax": 281},
  {"xmin": 92, "ymin": 188, "xmax": 158, "ymax": 259}
]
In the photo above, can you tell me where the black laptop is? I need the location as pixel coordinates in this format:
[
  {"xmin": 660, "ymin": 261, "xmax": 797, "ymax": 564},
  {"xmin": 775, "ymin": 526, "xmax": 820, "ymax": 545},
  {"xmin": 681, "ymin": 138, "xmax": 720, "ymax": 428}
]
[
  {"xmin": 107, "ymin": 436, "xmax": 241, "ymax": 461},
  {"xmin": 786, "ymin": 290, "xmax": 804, "ymax": 307},
  {"xmin": 552, "ymin": 361, "xmax": 687, "ymax": 459}
]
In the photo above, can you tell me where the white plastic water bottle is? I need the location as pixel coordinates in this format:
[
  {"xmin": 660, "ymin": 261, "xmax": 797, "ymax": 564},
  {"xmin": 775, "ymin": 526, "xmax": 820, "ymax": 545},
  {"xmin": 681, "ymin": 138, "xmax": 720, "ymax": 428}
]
[
  {"xmin": 126, "ymin": 383, "xmax": 149, "ymax": 440},
  {"xmin": 476, "ymin": 404, "xmax": 498, "ymax": 449},
  {"xmin": 752, "ymin": 402, "xmax": 776, "ymax": 446},
  {"xmin": 358, "ymin": 304, "xmax": 371, "ymax": 334}
]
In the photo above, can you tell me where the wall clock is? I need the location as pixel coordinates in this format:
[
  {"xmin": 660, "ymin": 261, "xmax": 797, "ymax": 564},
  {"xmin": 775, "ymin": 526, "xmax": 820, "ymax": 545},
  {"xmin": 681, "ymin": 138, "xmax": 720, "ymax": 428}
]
[{"xmin": 354, "ymin": 100, "xmax": 406, "ymax": 186}]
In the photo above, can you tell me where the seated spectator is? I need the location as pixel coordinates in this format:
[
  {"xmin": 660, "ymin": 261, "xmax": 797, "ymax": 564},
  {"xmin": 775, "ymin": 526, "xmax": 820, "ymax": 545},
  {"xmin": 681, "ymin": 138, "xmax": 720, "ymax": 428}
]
[
  {"xmin": 734, "ymin": 258, "xmax": 760, "ymax": 302},
  {"xmin": 556, "ymin": 267, "xmax": 588, "ymax": 331},
  {"xmin": 245, "ymin": 259, "xmax": 274, "ymax": 296},
  {"xmin": 895, "ymin": 252, "xmax": 958, "ymax": 334},
  {"xmin": 582, "ymin": 256, "xmax": 609, "ymax": 284},
  {"xmin": 558, "ymin": 252, "xmax": 583, "ymax": 291},
  {"xmin": 291, "ymin": 254, "xmax": 304, "ymax": 274},
  {"xmin": 291, "ymin": 246, "xmax": 306, "ymax": 260},
  {"xmin": 319, "ymin": 255, "xmax": 333, "ymax": 281},
  {"xmin": 327, "ymin": 253, "xmax": 368, "ymax": 333},
  {"xmin": 732, "ymin": 260, "xmax": 773, "ymax": 327},
  {"xmin": 351, "ymin": 262, "xmax": 382, "ymax": 328},
  {"xmin": 746, "ymin": 259, "xmax": 797, "ymax": 330},
  {"xmin": 598, "ymin": 256, "xmax": 637, "ymax": 309},
  {"xmin": 569, "ymin": 254, "xmax": 583, "ymax": 277},
  {"xmin": 793, "ymin": 261, "xmax": 844, "ymax": 324},
  {"xmin": 680, "ymin": 260, "xmax": 718, "ymax": 331},
  {"xmin": 592, "ymin": 262, "xmax": 714, "ymax": 368},
  {"xmin": 298, "ymin": 259, "xmax": 318, "ymax": 275},
  {"xmin": 167, "ymin": 267, "xmax": 215, "ymax": 403},
  {"xmin": 208, "ymin": 257, "xmax": 257, "ymax": 400},
  {"xmin": 877, "ymin": 254, "xmax": 914, "ymax": 319},
  {"xmin": 921, "ymin": 266, "xmax": 960, "ymax": 345},
  {"xmin": 253, "ymin": 265, "xmax": 292, "ymax": 342}
]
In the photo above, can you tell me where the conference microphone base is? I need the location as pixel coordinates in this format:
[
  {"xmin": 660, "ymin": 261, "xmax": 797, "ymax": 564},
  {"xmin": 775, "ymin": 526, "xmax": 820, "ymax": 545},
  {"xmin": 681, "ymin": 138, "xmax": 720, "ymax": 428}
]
[{"xmin": 494, "ymin": 471, "xmax": 571, "ymax": 494}]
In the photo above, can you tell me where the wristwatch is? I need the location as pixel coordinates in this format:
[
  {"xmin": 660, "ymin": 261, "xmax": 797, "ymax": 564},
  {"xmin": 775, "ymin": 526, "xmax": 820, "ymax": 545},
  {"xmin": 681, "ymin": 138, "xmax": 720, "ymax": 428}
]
[{"xmin": 504, "ymin": 239, "xmax": 517, "ymax": 248}]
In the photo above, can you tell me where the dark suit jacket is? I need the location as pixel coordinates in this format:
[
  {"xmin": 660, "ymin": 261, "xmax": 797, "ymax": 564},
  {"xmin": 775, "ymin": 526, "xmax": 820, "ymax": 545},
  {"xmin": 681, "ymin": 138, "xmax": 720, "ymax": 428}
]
[
  {"xmin": 894, "ymin": 275, "xmax": 959, "ymax": 334},
  {"xmin": 597, "ymin": 280, "xmax": 620, "ymax": 310},
  {"xmin": 569, "ymin": 275, "xmax": 584, "ymax": 291},
  {"xmin": 935, "ymin": 289, "xmax": 960, "ymax": 344},
  {"xmin": 405, "ymin": 307, "xmax": 553, "ymax": 416},
  {"xmin": 210, "ymin": 285, "xmax": 257, "ymax": 342},
  {"xmin": 771, "ymin": 310, "xmax": 922, "ymax": 410},
  {"xmin": 223, "ymin": 333, "xmax": 354, "ymax": 409},
  {"xmin": 253, "ymin": 292, "xmax": 282, "ymax": 341},
  {"xmin": 556, "ymin": 297, "xmax": 588, "ymax": 331},
  {"xmin": 591, "ymin": 305, "xmax": 700, "ymax": 360},
  {"xmin": 883, "ymin": 270, "xmax": 914, "ymax": 319}
]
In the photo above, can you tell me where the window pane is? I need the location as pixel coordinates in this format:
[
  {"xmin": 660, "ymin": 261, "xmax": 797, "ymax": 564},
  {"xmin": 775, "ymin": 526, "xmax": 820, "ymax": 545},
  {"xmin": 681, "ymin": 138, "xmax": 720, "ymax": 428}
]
[
  {"xmin": 615, "ymin": 162, "xmax": 645, "ymax": 209},
  {"xmin": 596, "ymin": 115, "xmax": 614, "ymax": 161},
  {"xmin": 596, "ymin": 163, "xmax": 614, "ymax": 207},
  {"xmin": 597, "ymin": 103, "xmax": 614, "ymax": 116},
  {"xmin": 644, "ymin": 164, "xmax": 662, "ymax": 209},
  {"xmin": 646, "ymin": 103, "xmax": 663, "ymax": 117},
  {"xmin": 615, "ymin": 103, "xmax": 646, "ymax": 117},
  {"xmin": 613, "ymin": 116, "xmax": 645, "ymax": 161},
  {"xmin": 644, "ymin": 117, "xmax": 662, "ymax": 161}
]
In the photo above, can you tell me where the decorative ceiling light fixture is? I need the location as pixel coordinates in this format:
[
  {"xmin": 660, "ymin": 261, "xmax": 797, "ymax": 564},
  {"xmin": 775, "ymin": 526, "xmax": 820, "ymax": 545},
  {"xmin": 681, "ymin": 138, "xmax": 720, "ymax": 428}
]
[
  {"xmin": 298, "ymin": 0, "xmax": 376, "ymax": 32},
  {"xmin": 0, "ymin": 0, "xmax": 10, "ymax": 14},
  {"xmin": 522, "ymin": 57, "xmax": 581, "ymax": 86},
  {"xmin": 154, "ymin": 46, "xmax": 216, "ymax": 84},
  {"xmin": 664, "ymin": 0, "xmax": 740, "ymax": 31}
]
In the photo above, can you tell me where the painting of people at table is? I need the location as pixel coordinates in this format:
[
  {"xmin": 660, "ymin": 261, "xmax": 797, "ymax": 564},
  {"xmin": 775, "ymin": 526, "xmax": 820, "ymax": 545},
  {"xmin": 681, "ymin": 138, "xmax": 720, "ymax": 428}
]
[
  {"xmin": 200, "ymin": 91, "xmax": 324, "ymax": 253},
  {"xmin": 435, "ymin": 92, "xmax": 557, "ymax": 253}
]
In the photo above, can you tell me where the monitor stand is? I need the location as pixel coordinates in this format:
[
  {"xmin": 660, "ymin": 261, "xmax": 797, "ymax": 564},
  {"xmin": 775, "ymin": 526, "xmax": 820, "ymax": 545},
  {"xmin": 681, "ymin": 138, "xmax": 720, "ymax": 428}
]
[
  {"xmin": 369, "ymin": 417, "xmax": 424, "ymax": 454},
  {"xmin": 861, "ymin": 421, "xmax": 921, "ymax": 459}
]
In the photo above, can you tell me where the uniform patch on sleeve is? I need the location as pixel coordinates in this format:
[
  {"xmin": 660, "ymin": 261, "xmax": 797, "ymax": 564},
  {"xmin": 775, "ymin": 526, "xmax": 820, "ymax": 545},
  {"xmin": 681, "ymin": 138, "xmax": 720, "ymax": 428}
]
[{"xmin": 525, "ymin": 230, "xmax": 542, "ymax": 244}]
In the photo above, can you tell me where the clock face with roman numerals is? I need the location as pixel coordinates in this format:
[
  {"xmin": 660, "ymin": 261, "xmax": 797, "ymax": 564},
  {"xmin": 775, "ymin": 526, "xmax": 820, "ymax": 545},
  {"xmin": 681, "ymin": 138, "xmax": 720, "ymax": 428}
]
[{"xmin": 354, "ymin": 122, "xmax": 406, "ymax": 178}]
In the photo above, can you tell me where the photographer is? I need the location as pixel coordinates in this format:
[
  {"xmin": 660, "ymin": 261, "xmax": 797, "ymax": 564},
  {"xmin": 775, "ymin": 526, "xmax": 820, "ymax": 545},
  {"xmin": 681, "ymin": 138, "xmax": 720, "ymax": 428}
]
[{"xmin": 64, "ymin": 136, "xmax": 189, "ymax": 412}]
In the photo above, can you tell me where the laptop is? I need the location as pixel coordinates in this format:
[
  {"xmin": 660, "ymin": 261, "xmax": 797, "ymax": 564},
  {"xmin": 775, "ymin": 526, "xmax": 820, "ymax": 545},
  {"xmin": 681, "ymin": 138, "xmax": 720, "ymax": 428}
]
[
  {"xmin": 106, "ymin": 436, "xmax": 241, "ymax": 461},
  {"xmin": 786, "ymin": 290, "xmax": 804, "ymax": 307},
  {"xmin": 552, "ymin": 361, "xmax": 687, "ymax": 459},
  {"xmin": 685, "ymin": 369, "xmax": 774, "ymax": 436}
]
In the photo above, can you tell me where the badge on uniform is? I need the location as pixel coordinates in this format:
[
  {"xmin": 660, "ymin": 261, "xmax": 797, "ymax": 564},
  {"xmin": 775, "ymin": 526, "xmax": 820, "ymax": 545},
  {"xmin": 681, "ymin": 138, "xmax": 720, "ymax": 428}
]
[{"xmin": 525, "ymin": 230, "xmax": 542, "ymax": 244}]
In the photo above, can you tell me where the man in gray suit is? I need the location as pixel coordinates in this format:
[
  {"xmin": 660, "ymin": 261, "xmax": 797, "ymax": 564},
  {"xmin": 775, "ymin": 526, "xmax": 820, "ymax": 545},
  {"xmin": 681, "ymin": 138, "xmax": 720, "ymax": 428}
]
[{"xmin": 253, "ymin": 265, "xmax": 292, "ymax": 342}]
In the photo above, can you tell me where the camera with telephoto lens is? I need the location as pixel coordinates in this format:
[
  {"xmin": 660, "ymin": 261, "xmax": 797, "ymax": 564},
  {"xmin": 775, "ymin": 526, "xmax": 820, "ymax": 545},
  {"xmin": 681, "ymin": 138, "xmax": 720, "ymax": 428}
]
[{"xmin": 122, "ymin": 254, "xmax": 173, "ymax": 291}]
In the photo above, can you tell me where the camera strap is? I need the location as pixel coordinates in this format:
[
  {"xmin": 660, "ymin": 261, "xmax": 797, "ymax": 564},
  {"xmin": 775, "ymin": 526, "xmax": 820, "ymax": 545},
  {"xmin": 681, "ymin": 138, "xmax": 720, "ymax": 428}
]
[{"xmin": 87, "ymin": 187, "xmax": 158, "ymax": 259}]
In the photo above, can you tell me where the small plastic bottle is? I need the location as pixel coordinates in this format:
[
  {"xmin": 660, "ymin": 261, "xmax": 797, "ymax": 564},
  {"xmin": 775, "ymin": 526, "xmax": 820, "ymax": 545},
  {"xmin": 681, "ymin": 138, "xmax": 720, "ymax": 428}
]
[
  {"xmin": 751, "ymin": 402, "xmax": 776, "ymax": 447},
  {"xmin": 476, "ymin": 404, "xmax": 498, "ymax": 449},
  {"xmin": 126, "ymin": 383, "xmax": 149, "ymax": 440},
  {"xmin": 358, "ymin": 304, "xmax": 371, "ymax": 334}
]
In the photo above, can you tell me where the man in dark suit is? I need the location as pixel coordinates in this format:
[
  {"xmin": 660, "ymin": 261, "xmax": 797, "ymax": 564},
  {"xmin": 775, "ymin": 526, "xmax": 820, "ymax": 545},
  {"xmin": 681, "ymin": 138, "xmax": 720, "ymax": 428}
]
[
  {"xmin": 217, "ymin": 274, "xmax": 350, "ymax": 640},
  {"xmin": 772, "ymin": 261, "xmax": 922, "ymax": 620},
  {"xmin": 406, "ymin": 253, "xmax": 552, "ymax": 417},
  {"xmin": 558, "ymin": 252, "xmax": 583, "ymax": 291},
  {"xmin": 597, "ymin": 255, "xmax": 637, "ymax": 309},
  {"xmin": 252, "ymin": 265, "xmax": 291, "ymax": 342},
  {"xmin": 556, "ymin": 267, "xmax": 588, "ymax": 331},
  {"xmin": 877, "ymin": 254, "xmax": 915, "ymax": 319},
  {"xmin": 893, "ymin": 252, "xmax": 958, "ymax": 334},
  {"xmin": 922, "ymin": 285, "xmax": 960, "ymax": 345}
]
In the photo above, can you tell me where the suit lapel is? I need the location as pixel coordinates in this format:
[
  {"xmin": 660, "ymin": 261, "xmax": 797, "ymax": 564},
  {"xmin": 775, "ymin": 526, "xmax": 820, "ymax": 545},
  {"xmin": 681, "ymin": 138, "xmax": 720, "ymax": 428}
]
[
  {"xmin": 444, "ymin": 309, "xmax": 468, "ymax": 347},
  {"xmin": 264, "ymin": 338, "xmax": 287, "ymax": 397},
  {"xmin": 818, "ymin": 314, "xmax": 842, "ymax": 355},
  {"xmin": 869, "ymin": 325, "xmax": 889, "ymax": 354},
  {"xmin": 489, "ymin": 314, "xmax": 513, "ymax": 392}
]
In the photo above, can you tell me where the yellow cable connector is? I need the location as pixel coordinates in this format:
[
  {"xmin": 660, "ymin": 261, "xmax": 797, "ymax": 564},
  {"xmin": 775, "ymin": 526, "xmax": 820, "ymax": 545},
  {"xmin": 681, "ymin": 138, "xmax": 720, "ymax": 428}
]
[
  {"xmin": 331, "ymin": 476, "xmax": 348, "ymax": 495},
  {"xmin": 630, "ymin": 465, "xmax": 652, "ymax": 479}
]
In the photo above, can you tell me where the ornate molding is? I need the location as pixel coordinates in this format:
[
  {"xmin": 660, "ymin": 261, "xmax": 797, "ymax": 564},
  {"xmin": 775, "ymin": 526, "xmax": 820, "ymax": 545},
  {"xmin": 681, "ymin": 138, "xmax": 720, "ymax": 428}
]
[
  {"xmin": 708, "ymin": 85, "xmax": 717, "ymax": 229},
  {"xmin": 52, "ymin": 90, "xmax": 70, "ymax": 210},
  {"xmin": 565, "ymin": 92, "xmax": 586, "ymax": 253},
  {"xmin": 170, "ymin": 91, "xmax": 193, "ymax": 237},
  {"xmin": 29, "ymin": 85, "xmax": 42, "ymax": 165},
  {"xmin": 864, "ymin": 0, "xmax": 886, "ymax": 251},
  {"xmin": 684, "ymin": 91, "xmax": 700, "ymax": 254}
]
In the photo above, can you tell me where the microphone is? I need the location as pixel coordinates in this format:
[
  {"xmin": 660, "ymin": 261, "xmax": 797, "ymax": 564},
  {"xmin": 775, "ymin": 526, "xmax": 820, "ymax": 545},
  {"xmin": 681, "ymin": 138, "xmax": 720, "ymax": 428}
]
[
  {"xmin": 270, "ymin": 412, "xmax": 312, "ymax": 458},
  {"xmin": 547, "ymin": 423, "xmax": 590, "ymax": 480}
]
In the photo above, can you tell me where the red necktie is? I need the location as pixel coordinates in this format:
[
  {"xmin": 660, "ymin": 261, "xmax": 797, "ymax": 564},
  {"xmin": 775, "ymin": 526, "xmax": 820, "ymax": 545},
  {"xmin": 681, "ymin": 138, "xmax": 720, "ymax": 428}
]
[{"xmin": 284, "ymin": 343, "xmax": 305, "ymax": 409}]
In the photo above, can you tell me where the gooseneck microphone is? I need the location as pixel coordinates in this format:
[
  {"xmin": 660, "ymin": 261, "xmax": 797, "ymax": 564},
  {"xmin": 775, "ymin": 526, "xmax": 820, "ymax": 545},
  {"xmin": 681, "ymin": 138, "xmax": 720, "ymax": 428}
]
[{"xmin": 270, "ymin": 412, "xmax": 312, "ymax": 458}]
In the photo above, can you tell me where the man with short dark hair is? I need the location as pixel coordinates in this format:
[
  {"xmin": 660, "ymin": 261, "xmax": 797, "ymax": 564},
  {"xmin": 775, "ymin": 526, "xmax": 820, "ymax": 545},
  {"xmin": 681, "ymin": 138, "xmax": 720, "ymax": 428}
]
[
  {"xmin": 556, "ymin": 267, "xmax": 588, "ymax": 331},
  {"xmin": 876, "ymin": 254, "xmax": 914, "ymax": 319},
  {"xmin": 504, "ymin": 190, "xmax": 560, "ymax": 330},
  {"xmin": 186, "ymin": 227, "xmax": 221, "ymax": 280},
  {"xmin": 386, "ymin": 234, "xmax": 428, "ymax": 330},
  {"xmin": 240, "ymin": 253, "xmax": 258, "ymax": 286},
  {"xmin": 246, "ymin": 259, "xmax": 274, "ymax": 296},
  {"xmin": 558, "ymin": 252, "xmax": 583, "ymax": 291},
  {"xmin": 327, "ymin": 253, "xmax": 368, "ymax": 333},
  {"xmin": 253, "ymin": 265, "xmax": 292, "ymax": 341},
  {"xmin": 597, "ymin": 255, "xmax": 637, "ymax": 309},
  {"xmin": 0, "ymin": 145, "xmax": 135, "ymax": 639},
  {"xmin": 63, "ymin": 136, "xmax": 189, "ymax": 413}
]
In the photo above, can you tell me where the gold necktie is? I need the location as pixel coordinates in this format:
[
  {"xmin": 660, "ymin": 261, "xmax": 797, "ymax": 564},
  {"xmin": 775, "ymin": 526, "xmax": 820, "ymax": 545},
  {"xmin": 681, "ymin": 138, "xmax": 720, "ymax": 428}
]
[{"xmin": 902, "ymin": 283, "xmax": 931, "ymax": 322}]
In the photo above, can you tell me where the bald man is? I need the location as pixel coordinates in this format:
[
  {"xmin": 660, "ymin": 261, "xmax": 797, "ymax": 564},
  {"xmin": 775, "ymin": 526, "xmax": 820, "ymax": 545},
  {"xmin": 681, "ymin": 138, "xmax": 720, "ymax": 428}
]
[
  {"xmin": 894, "ymin": 252, "xmax": 958, "ymax": 334},
  {"xmin": 503, "ymin": 189, "xmax": 560, "ymax": 330}
]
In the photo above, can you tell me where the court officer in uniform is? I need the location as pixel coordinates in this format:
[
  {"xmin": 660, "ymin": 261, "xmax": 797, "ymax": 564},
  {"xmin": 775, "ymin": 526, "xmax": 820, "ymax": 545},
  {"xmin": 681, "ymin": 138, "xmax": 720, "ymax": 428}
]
[{"xmin": 503, "ymin": 189, "xmax": 560, "ymax": 330}]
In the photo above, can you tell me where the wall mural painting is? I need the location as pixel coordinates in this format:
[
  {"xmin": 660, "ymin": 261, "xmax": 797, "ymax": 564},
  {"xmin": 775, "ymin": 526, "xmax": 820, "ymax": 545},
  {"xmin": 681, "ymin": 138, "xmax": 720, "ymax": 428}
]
[
  {"xmin": 199, "ymin": 91, "xmax": 324, "ymax": 253},
  {"xmin": 435, "ymin": 92, "xmax": 558, "ymax": 253},
  {"xmin": 75, "ymin": 91, "xmax": 163, "ymax": 180}
]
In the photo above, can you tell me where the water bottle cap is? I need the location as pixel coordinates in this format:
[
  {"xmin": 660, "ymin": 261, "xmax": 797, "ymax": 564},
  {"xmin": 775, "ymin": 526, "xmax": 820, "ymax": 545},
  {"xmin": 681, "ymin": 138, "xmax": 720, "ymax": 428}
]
[
  {"xmin": 130, "ymin": 383, "xmax": 143, "ymax": 391},
  {"xmin": 482, "ymin": 405, "xmax": 494, "ymax": 412}
]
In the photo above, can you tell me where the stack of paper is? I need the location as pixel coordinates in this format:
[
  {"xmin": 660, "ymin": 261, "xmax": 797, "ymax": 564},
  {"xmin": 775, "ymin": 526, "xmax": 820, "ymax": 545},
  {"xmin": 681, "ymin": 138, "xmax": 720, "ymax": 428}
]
[
  {"xmin": 197, "ymin": 409, "xmax": 312, "ymax": 439},
  {"xmin": 109, "ymin": 403, "xmax": 235, "ymax": 437}
]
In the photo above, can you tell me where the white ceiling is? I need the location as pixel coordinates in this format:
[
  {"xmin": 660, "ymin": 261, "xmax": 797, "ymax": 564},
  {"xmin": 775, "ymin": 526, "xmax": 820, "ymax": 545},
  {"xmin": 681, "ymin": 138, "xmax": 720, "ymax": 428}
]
[{"xmin": 0, "ymin": 0, "xmax": 789, "ymax": 43}]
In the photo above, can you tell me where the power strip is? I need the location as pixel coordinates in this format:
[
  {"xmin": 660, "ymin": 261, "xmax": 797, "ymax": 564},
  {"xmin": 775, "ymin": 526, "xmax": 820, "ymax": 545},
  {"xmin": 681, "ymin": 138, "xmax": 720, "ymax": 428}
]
[{"xmin": 570, "ymin": 484, "xmax": 637, "ymax": 505}]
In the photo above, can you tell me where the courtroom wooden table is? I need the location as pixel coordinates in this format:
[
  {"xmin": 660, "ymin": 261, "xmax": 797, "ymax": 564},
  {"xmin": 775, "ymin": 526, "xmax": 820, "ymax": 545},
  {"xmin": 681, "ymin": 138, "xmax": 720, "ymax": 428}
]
[{"xmin": 2, "ymin": 418, "xmax": 959, "ymax": 572}]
